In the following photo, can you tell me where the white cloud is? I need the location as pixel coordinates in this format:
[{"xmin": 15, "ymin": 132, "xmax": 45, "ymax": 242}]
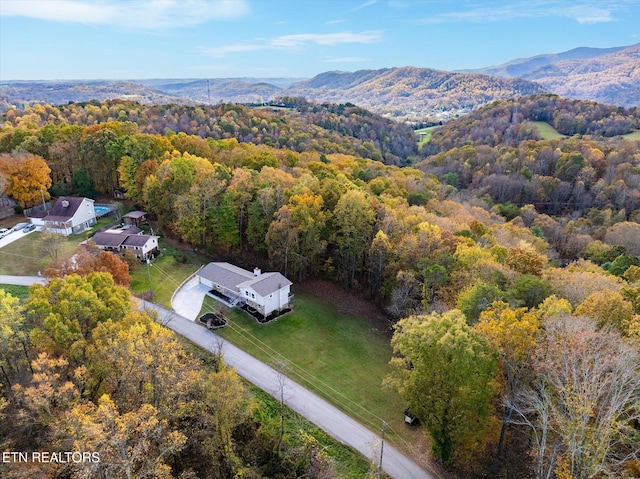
[
  {"xmin": 270, "ymin": 31, "xmax": 383, "ymax": 48},
  {"xmin": 350, "ymin": 0, "xmax": 379, "ymax": 12},
  {"xmin": 417, "ymin": 1, "xmax": 622, "ymax": 25},
  {"xmin": 0, "ymin": 0, "xmax": 250, "ymax": 29},
  {"xmin": 204, "ymin": 44, "xmax": 266, "ymax": 58},
  {"xmin": 204, "ymin": 30, "xmax": 383, "ymax": 58}
]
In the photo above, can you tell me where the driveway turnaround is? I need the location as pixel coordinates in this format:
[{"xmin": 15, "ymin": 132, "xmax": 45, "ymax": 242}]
[
  {"xmin": 144, "ymin": 302, "xmax": 437, "ymax": 479},
  {"xmin": 171, "ymin": 274, "xmax": 209, "ymax": 320}
]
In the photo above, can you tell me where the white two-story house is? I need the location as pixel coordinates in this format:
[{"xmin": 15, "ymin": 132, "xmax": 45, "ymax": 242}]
[
  {"xmin": 33, "ymin": 197, "xmax": 97, "ymax": 236},
  {"xmin": 196, "ymin": 262, "xmax": 293, "ymax": 319}
]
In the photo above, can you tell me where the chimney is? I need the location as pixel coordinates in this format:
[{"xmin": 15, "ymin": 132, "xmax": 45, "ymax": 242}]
[
  {"xmin": 61, "ymin": 200, "xmax": 69, "ymax": 208},
  {"xmin": 253, "ymin": 267, "xmax": 261, "ymax": 277}
]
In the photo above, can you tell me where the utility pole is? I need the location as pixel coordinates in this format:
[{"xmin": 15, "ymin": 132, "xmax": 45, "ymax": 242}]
[
  {"xmin": 377, "ymin": 421, "xmax": 387, "ymax": 478},
  {"xmin": 146, "ymin": 257, "xmax": 153, "ymax": 299},
  {"xmin": 207, "ymin": 79, "xmax": 211, "ymax": 105}
]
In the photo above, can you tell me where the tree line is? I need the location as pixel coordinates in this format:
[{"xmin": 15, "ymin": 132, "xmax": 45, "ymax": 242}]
[{"xmin": 1, "ymin": 98, "xmax": 417, "ymax": 166}]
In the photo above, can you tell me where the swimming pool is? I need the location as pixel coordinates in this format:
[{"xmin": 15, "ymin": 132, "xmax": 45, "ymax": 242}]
[{"xmin": 94, "ymin": 205, "xmax": 112, "ymax": 217}]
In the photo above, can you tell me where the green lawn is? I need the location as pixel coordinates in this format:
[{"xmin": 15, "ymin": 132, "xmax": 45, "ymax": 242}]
[
  {"xmin": 0, "ymin": 230, "xmax": 81, "ymax": 275},
  {"xmin": 0, "ymin": 284, "xmax": 31, "ymax": 300},
  {"xmin": 621, "ymin": 130, "xmax": 640, "ymax": 140},
  {"xmin": 199, "ymin": 293, "xmax": 426, "ymax": 451},
  {"xmin": 415, "ymin": 126, "xmax": 438, "ymax": 145},
  {"xmin": 129, "ymin": 246, "xmax": 202, "ymax": 309},
  {"xmin": 527, "ymin": 121, "xmax": 566, "ymax": 140}
]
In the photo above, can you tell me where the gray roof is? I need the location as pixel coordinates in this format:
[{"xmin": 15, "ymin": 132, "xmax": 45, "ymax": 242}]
[
  {"xmin": 123, "ymin": 211, "xmax": 147, "ymax": 219},
  {"xmin": 198, "ymin": 262, "xmax": 255, "ymax": 293},
  {"xmin": 122, "ymin": 225, "xmax": 143, "ymax": 234},
  {"xmin": 122, "ymin": 235, "xmax": 157, "ymax": 247},
  {"xmin": 91, "ymin": 232, "xmax": 157, "ymax": 248},
  {"xmin": 45, "ymin": 197, "xmax": 93, "ymax": 222},
  {"xmin": 91, "ymin": 232, "xmax": 126, "ymax": 248},
  {"xmin": 197, "ymin": 262, "xmax": 292, "ymax": 297},
  {"xmin": 239, "ymin": 272, "xmax": 292, "ymax": 297}
]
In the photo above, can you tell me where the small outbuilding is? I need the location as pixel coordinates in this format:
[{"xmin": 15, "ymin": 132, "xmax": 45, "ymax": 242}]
[{"xmin": 122, "ymin": 211, "xmax": 148, "ymax": 227}]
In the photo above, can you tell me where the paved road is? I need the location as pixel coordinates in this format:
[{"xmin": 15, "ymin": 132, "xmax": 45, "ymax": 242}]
[
  {"xmin": 1, "ymin": 276, "xmax": 435, "ymax": 479},
  {"xmin": 143, "ymin": 301, "xmax": 435, "ymax": 479},
  {"xmin": 0, "ymin": 274, "xmax": 47, "ymax": 286}
]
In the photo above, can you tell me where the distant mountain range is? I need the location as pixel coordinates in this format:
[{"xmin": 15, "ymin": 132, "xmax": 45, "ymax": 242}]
[
  {"xmin": 1, "ymin": 43, "xmax": 638, "ymax": 122},
  {"xmin": 464, "ymin": 43, "xmax": 640, "ymax": 108}
]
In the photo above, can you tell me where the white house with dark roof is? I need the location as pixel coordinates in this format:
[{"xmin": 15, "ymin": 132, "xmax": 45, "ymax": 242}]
[
  {"xmin": 35, "ymin": 197, "xmax": 96, "ymax": 235},
  {"xmin": 196, "ymin": 262, "xmax": 293, "ymax": 318},
  {"xmin": 121, "ymin": 234, "xmax": 158, "ymax": 259},
  {"xmin": 90, "ymin": 231, "xmax": 159, "ymax": 259}
]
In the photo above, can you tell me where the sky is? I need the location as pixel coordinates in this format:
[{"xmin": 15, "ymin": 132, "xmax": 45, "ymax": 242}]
[{"xmin": 0, "ymin": 0, "xmax": 639, "ymax": 81}]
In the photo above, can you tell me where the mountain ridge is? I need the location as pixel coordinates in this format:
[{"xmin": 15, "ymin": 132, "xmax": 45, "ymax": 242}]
[{"xmin": 2, "ymin": 44, "xmax": 638, "ymax": 122}]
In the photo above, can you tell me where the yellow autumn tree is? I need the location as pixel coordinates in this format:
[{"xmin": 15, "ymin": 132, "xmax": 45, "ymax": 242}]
[{"xmin": 0, "ymin": 152, "xmax": 52, "ymax": 207}]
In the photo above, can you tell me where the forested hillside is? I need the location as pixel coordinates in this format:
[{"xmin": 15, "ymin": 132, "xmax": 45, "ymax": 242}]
[
  {"xmin": 467, "ymin": 45, "xmax": 629, "ymax": 78},
  {"xmin": 0, "ymin": 98, "xmax": 417, "ymax": 166},
  {"xmin": 282, "ymin": 67, "xmax": 547, "ymax": 122},
  {"xmin": 1, "ymin": 95, "xmax": 639, "ymax": 478},
  {"xmin": 520, "ymin": 43, "xmax": 640, "ymax": 107}
]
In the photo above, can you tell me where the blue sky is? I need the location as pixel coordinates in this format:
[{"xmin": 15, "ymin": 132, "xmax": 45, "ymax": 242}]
[{"xmin": 1, "ymin": 0, "xmax": 639, "ymax": 80}]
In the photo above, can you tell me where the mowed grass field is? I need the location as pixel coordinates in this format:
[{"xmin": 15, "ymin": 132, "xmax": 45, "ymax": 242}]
[
  {"xmin": 621, "ymin": 130, "xmax": 640, "ymax": 140},
  {"xmin": 415, "ymin": 126, "xmax": 438, "ymax": 145},
  {"xmin": 527, "ymin": 121, "xmax": 566, "ymax": 140},
  {"xmin": 198, "ymin": 293, "xmax": 427, "ymax": 451}
]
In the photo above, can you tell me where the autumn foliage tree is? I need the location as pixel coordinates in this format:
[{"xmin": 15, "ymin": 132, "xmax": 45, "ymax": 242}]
[
  {"xmin": 45, "ymin": 247, "xmax": 132, "ymax": 286},
  {"xmin": 387, "ymin": 310, "xmax": 499, "ymax": 465},
  {"xmin": 0, "ymin": 152, "xmax": 52, "ymax": 207},
  {"xmin": 510, "ymin": 314, "xmax": 640, "ymax": 479}
]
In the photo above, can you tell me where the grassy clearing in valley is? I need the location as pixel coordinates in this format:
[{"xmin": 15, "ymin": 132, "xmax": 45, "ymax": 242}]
[
  {"xmin": 198, "ymin": 293, "xmax": 427, "ymax": 452},
  {"xmin": 621, "ymin": 130, "xmax": 640, "ymax": 140},
  {"xmin": 527, "ymin": 121, "xmax": 566, "ymax": 140},
  {"xmin": 415, "ymin": 126, "xmax": 438, "ymax": 145}
]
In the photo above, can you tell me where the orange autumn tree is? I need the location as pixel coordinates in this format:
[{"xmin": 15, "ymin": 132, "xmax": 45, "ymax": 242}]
[
  {"xmin": 45, "ymin": 247, "xmax": 132, "ymax": 287},
  {"xmin": 0, "ymin": 152, "xmax": 52, "ymax": 207}
]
